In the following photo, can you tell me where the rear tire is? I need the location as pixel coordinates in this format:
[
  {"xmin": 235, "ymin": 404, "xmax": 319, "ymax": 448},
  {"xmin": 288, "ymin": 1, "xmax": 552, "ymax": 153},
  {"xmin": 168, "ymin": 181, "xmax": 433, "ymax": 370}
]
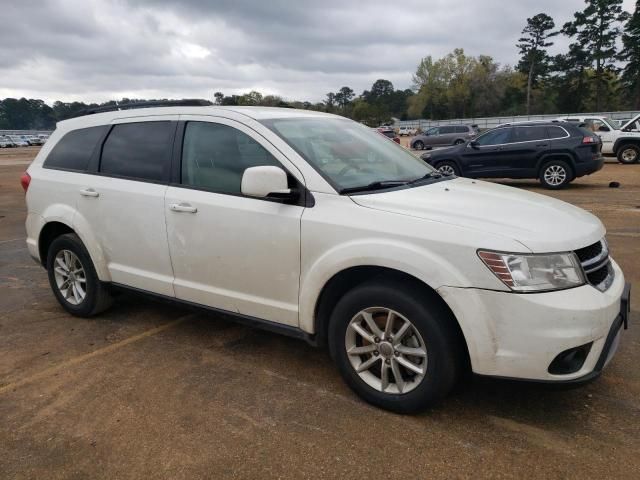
[
  {"xmin": 328, "ymin": 278, "xmax": 463, "ymax": 413},
  {"xmin": 453, "ymin": 139, "xmax": 465, "ymax": 145},
  {"xmin": 617, "ymin": 144, "xmax": 639, "ymax": 164},
  {"xmin": 539, "ymin": 160, "xmax": 572, "ymax": 189},
  {"xmin": 413, "ymin": 140, "xmax": 424, "ymax": 150},
  {"xmin": 435, "ymin": 160, "xmax": 460, "ymax": 176},
  {"xmin": 46, "ymin": 233, "xmax": 113, "ymax": 317}
]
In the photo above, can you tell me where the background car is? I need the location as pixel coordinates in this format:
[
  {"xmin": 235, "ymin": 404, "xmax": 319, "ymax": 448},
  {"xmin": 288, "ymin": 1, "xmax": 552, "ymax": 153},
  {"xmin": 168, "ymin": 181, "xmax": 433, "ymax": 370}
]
[
  {"xmin": 24, "ymin": 135, "xmax": 44, "ymax": 146},
  {"xmin": 420, "ymin": 121, "xmax": 604, "ymax": 189},
  {"xmin": 398, "ymin": 126, "xmax": 417, "ymax": 136},
  {"xmin": 0, "ymin": 137, "xmax": 16, "ymax": 148},
  {"xmin": 376, "ymin": 127, "xmax": 401, "ymax": 144},
  {"xmin": 410, "ymin": 124, "xmax": 477, "ymax": 150},
  {"xmin": 8, "ymin": 136, "xmax": 29, "ymax": 147},
  {"xmin": 557, "ymin": 114, "xmax": 640, "ymax": 164}
]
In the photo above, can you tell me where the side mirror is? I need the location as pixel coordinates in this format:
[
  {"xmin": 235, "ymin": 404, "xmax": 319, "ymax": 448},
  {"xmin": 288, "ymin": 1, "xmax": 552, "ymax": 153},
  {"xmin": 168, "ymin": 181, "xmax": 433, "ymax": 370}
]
[
  {"xmin": 469, "ymin": 140, "xmax": 479, "ymax": 149},
  {"xmin": 598, "ymin": 125, "xmax": 610, "ymax": 132},
  {"xmin": 241, "ymin": 166, "xmax": 297, "ymax": 200}
]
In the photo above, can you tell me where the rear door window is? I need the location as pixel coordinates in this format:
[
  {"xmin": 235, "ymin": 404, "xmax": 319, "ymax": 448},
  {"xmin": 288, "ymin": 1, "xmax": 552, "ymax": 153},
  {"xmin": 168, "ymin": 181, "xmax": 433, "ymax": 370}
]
[
  {"xmin": 547, "ymin": 126, "xmax": 568, "ymax": 139},
  {"xmin": 512, "ymin": 126, "xmax": 548, "ymax": 143},
  {"xmin": 439, "ymin": 126, "xmax": 455, "ymax": 134},
  {"xmin": 454, "ymin": 126, "xmax": 468, "ymax": 133},
  {"xmin": 475, "ymin": 128, "xmax": 512, "ymax": 146},
  {"xmin": 99, "ymin": 121, "xmax": 174, "ymax": 182},
  {"xmin": 44, "ymin": 126, "xmax": 108, "ymax": 171}
]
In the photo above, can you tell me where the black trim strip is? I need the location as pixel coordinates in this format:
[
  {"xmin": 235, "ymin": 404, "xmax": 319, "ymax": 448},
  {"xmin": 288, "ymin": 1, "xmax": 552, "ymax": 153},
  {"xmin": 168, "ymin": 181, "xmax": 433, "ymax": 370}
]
[{"xmin": 110, "ymin": 282, "xmax": 318, "ymax": 346}]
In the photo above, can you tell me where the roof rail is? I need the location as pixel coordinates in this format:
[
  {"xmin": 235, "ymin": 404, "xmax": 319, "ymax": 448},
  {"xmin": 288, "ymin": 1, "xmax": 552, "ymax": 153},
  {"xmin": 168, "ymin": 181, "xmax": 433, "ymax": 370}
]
[{"xmin": 65, "ymin": 99, "xmax": 213, "ymax": 120}]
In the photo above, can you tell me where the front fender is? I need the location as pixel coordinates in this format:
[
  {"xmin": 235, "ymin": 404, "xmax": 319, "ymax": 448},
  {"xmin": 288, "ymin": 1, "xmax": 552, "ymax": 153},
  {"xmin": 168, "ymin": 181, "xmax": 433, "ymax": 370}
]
[{"xmin": 298, "ymin": 238, "xmax": 472, "ymax": 334}]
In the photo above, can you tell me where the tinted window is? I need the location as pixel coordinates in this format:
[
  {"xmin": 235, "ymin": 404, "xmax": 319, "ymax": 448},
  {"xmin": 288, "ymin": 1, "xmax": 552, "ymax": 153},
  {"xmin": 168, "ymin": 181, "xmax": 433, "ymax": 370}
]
[
  {"xmin": 547, "ymin": 126, "xmax": 568, "ymax": 139},
  {"xmin": 426, "ymin": 127, "xmax": 439, "ymax": 135},
  {"xmin": 475, "ymin": 128, "xmax": 512, "ymax": 146},
  {"xmin": 455, "ymin": 126, "xmax": 468, "ymax": 133},
  {"xmin": 100, "ymin": 122, "xmax": 173, "ymax": 182},
  {"xmin": 181, "ymin": 122, "xmax": 280, "ymax": 194},
  {"xmin": 512, "ymin": 126, "xmax": 547, "ymax": 142},
  {"xmin": 439, "ymin": 126, "xmax": 455, "ymax": 134},
  {"xmin": 44, "ymin": 126, "xmax": 108, "ymax": 171}
]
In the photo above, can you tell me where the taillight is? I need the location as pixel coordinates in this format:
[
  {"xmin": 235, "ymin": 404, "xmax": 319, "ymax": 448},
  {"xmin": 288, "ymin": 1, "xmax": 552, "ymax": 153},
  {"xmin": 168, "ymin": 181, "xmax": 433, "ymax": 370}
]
[
  {"xmin": 582, "ymin": 136, "xmax": 596, "ymax": 144},
  {"xmin": 393, "ymin": 137, "xmax": 400, "ymax": 144},
  {"xmin": 20, "ymin": 172, "xmax": 31, "ymax": 192}
]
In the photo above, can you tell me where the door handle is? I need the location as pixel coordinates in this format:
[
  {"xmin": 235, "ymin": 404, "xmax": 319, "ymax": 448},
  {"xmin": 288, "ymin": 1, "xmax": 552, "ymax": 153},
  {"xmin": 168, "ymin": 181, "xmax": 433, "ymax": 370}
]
[
  {"xmin": 170, "ymin": 202, "xmax": 198, "ymax": 213},
  {"xmin": 536, "ymin": 143, "xmax": 549, "ymax": 148},
  {"xmin": 79, "ymin": 188, "xmax": 99, "ymax": 197}
]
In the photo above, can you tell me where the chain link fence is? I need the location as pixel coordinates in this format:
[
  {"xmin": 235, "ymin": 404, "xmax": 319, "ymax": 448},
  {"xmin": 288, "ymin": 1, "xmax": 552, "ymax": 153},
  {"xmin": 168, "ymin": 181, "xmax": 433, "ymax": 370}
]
[{"xmin": 394, "ymin": 111, "xmax": 640, "ymax": 132}]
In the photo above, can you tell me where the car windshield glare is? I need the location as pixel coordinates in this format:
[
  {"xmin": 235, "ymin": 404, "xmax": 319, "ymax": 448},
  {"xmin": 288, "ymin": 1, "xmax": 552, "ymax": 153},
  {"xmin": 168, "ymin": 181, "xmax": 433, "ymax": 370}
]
[{"xmin": 261, "ymin": 118, "xmax": 435, "ymax": 192}]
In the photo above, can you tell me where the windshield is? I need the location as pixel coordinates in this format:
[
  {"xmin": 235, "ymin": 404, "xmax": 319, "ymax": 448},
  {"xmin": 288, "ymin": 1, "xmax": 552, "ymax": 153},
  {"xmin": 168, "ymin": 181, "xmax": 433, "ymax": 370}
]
[{"xmin": 261, "ymin": 117, "xmax": 436, "ymax": 192}]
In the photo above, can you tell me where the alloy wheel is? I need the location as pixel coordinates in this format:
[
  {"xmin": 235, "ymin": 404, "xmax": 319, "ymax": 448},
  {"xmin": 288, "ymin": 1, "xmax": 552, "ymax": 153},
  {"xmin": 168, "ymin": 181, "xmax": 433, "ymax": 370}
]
[
  {"xmin": 53, "ymin": 249, "xmax": 87, "ymax": 305},
  {"xmin": 543, "ymin": 165, "xmax": 567, "ymax": 186},
  {"xmin": 345, "ymin": 307, "xmax": 427, "ymax": 394},
  {"xmin": 438, "ymin": 164, "xmax": 456, "ymax": 176}
]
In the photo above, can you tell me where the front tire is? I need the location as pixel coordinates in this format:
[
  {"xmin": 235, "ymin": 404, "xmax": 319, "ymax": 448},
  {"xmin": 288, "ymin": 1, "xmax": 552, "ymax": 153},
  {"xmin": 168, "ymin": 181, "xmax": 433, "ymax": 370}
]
[
  {"xmin": 413, "ymin": 140, "xmax": 424, "ymax": 150},
  {"xmin": 328, "ymin": 279, "xmax": 463, "ymax": 413},
  {"xmin": 46, "ymin": 233, "xmax": 113, "ymax": 317},
  {"xmin": 435, "ymin": 160, "xmax": 460, "ymax": 176},
  {"xmin": 539, "ymin": 160, "xmax": 571, "ymax": 189},
  {"xmin": 617, "ymin": 144, "xmax": 639, "ymax": 164}
]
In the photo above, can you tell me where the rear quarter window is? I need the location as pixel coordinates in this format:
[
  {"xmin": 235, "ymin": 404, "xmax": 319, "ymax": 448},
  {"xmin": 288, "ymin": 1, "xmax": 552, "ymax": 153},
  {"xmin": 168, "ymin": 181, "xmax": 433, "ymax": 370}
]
[
  {"xmin": 547, "ymin": 126, "xmax": 569, "ymax": 139},
  {"xmin": 43, "ymin": 126, "xmax": 108, "ymax": 171}
]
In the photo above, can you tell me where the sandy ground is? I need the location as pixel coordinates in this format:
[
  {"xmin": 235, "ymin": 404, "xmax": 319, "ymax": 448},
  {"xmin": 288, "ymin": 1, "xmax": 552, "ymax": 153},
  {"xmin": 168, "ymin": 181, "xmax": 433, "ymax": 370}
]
[{"xmin": 0, "ymin": 148, "xmax": 639, "ymax": 479}]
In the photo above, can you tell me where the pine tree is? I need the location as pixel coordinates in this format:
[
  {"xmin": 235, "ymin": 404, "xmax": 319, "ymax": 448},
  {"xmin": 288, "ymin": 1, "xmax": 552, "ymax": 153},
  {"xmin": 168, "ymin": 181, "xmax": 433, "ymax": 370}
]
[
  {"xmin": 517, "ymin": 13, "xmax": 557, "ymax": 115},
  {"xmin": 562, "ymin": 0, "xmax": 630, "ymax": 111},
  {"xmin": 619, "ymin": 0, "xmax": 640, "ymax": 109}
]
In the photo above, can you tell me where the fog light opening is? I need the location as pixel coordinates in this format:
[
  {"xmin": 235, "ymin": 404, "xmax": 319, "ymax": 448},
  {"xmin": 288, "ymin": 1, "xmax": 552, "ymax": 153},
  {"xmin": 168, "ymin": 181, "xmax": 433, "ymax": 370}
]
[{"xmin": 548, "ymin": 343, "xmax": 593, "ymax": 375}]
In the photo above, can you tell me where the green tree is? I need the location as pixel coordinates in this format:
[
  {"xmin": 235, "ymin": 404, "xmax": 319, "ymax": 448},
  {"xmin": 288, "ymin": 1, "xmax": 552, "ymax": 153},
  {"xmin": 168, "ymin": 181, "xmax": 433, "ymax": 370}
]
[
  {"xmin": 562, "ymin": 0, "xmax": 630, "ymax": 110},
  {"xmin": 619, "ymin": 0, "xmax": 640, "ymax": 108},
  {"xmin": 517, "ymin": 13, "xmax": 558, "ymax": 114},
  {"xmin": 213, "ymin": 92, "xmax": 224, "ymax": 105},
  {"xmin": 334, "ymin": 86, "xmax": 355, "ymax": 110}
]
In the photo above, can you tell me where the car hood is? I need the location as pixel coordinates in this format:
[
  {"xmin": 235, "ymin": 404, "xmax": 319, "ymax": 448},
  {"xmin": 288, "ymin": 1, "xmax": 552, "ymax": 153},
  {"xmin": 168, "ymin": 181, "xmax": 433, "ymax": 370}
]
[
  {"xmin": 350, "ymin": 177, "xmax": 604, "ymax": 252},
  {"xmin": 620, "ymin": 113, "xmax": 640, "ymax": 130}
]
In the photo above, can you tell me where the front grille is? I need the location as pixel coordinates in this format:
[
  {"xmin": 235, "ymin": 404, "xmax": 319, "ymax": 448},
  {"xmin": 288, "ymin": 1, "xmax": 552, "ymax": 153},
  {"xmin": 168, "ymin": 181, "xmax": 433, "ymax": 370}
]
[{"xmin": 574, "ymin": 239, "xmax": 613, "ymax": 291}]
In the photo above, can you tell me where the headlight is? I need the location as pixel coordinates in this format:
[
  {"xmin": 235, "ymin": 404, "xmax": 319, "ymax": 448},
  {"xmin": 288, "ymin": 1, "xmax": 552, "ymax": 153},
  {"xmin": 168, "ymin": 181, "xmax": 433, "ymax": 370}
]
[{"xmin": 478, "ymin": 250, "xmax": 585, "ymax": 292}]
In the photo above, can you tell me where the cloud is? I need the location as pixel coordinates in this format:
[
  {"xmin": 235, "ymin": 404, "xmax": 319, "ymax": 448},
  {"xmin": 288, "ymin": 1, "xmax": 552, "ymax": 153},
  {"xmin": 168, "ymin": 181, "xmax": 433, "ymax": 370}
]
[{"xmin": 0, "ymin": 0, "xmax": 635, "ymax": 103}]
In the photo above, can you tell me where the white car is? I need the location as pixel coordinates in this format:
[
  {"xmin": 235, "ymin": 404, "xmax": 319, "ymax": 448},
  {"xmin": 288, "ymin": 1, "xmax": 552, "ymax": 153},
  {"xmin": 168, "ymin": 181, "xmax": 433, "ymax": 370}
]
[
  {"xmin": 398, "ymin": 126, "xmax": 417, "ymax": 136},
  {"xmin": 558, "ymin": 114, "xmax": 640, "ymax": 164},
  {"xmin": 23, "ymin": 105, "xmax": 630, "ymax": 413},
  {"xmin": 9, "ymin": 136, "xmax": 29, "ymax": 147}
]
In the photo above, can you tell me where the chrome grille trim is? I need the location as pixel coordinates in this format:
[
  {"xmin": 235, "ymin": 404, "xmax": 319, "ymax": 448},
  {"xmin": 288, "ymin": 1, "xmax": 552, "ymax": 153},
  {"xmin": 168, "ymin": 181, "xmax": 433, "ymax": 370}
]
[{"xmin": 575, "ymin": 239, "xmax": 614, "ymax": 292}]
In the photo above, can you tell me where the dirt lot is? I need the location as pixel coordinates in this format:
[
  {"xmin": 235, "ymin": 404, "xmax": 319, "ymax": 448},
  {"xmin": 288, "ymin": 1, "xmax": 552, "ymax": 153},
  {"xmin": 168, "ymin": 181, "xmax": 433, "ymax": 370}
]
[{"xmin": 1, "ymin": 147, "xmax": 639, "ymax": 479}]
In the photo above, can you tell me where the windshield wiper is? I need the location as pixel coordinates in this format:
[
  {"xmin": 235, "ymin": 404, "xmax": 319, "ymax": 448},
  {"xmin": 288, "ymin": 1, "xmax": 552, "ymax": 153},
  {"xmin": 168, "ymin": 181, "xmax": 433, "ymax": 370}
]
[
  {"xmin": 407, "ymin": 172, "xmax": 443, "ymax": 185},
  {"xmin": 339, "ymin": 180, "xmax": 409, "ymax": 194}
]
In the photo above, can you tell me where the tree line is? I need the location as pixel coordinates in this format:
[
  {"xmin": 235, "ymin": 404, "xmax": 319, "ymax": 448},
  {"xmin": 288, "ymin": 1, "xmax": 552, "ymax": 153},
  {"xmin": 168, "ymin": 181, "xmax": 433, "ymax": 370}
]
[{"xmin": 1, "ymin": 0, "xmax": 638, "ymax": 130}]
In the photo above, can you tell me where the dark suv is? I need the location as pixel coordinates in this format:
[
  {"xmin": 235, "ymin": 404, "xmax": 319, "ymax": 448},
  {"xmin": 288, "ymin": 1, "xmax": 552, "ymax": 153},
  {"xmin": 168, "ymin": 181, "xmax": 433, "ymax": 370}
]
[{"xmin": 420, "ymin": 122, "xmax": 604, "ymax": 189}]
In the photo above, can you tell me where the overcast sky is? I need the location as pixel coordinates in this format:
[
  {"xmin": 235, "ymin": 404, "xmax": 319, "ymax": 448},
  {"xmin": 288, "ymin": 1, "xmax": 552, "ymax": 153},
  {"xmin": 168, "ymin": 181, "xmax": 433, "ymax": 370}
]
[{"xmin": 1, "ymin": 0, "xmax": 635, "ymax": 104}]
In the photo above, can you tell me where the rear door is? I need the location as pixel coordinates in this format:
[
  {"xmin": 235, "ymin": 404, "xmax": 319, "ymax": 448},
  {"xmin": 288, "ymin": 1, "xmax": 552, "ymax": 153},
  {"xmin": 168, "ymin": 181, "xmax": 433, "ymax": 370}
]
[
  {"xmin": 75, "ymin": 117, "xmax": 177, "ymax": 296},
  {"xmin": 437, "ymin": 126, "xmax": 456, "ymax": 146},
  {"xmin": 461, "ymin": 127, "xmax": 513, "ymax": 177},
  {"xmin": 164, "ymin": 116, "xmax": 305, "ymax": 326},
  {"xmin": 497, "ymin": 125, "xmax": 550, "ymax": 176}
]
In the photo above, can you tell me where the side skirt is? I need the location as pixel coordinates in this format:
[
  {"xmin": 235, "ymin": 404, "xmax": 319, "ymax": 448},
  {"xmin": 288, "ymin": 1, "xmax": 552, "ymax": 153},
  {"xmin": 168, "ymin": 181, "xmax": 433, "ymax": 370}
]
[{"xmin": 110, "ymin": 282, "xmax": 318, "ymax": 346}]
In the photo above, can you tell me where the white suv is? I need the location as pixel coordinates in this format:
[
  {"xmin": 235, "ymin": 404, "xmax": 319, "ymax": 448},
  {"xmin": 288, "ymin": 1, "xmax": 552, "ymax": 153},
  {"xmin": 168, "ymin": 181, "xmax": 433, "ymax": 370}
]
[{"xmin": 23, "ymin": 105, "xmax": 630, "ymax": 413}]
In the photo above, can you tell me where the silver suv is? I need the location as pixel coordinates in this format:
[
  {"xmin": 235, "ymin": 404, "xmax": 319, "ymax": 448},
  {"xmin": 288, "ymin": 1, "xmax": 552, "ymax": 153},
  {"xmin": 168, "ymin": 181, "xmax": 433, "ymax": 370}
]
[{"xmin": 410, "ymin": 125, "xmax": 477, "ymax": 150}]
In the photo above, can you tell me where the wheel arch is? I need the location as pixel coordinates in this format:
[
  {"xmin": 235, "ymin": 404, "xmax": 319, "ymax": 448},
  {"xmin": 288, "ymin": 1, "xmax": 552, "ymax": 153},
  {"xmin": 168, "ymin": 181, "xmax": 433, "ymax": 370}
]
[
  {"xmin": 311, "ymin": 265, "xmax": 472, "ymax": 373},
  {"xmin": 536, "ymin": 153, "xmax": 576, "ymax": 178},
  {"xmin": 613, "ymin": 137, "xmax": 640, "ymax": 153}
]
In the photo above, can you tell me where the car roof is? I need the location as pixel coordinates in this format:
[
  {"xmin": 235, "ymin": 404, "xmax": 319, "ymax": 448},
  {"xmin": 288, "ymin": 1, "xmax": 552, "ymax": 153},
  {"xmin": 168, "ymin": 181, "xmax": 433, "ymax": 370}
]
[{"xmin": 56, "ymin": 106, "xmax": 340, "ymax": 131}]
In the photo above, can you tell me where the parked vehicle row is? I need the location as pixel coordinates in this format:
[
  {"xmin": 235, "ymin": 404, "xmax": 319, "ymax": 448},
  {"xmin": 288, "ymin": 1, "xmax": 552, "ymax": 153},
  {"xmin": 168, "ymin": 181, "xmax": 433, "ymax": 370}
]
[
  {"xmin": 23, "ymin": 105, "xmax": 629, "ymax": 413},
  {"xmin": 0, "ymin": 134, "xmax": 48, "ymax": 147},
  {"xmin": 420, "ymin": 121, "xmax": 604, "ymax": 189}
]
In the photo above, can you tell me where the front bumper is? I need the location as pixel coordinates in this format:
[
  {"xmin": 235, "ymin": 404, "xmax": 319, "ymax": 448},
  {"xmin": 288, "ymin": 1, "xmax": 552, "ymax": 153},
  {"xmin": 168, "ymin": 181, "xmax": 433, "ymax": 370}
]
[{"xmin": 437, "ymin": 259, "xmax": 629, "ymax": 382}]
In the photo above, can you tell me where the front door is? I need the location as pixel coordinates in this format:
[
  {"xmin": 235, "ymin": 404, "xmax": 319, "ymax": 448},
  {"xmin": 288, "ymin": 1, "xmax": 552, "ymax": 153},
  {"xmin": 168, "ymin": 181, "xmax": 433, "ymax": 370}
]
[
  {"xmin": 461, "ymin": 127, "xmax": 513, "ymax": 177},
  {"xmin": 164, "ymin": 117, "xmax": 305, "ymax": 326}
]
